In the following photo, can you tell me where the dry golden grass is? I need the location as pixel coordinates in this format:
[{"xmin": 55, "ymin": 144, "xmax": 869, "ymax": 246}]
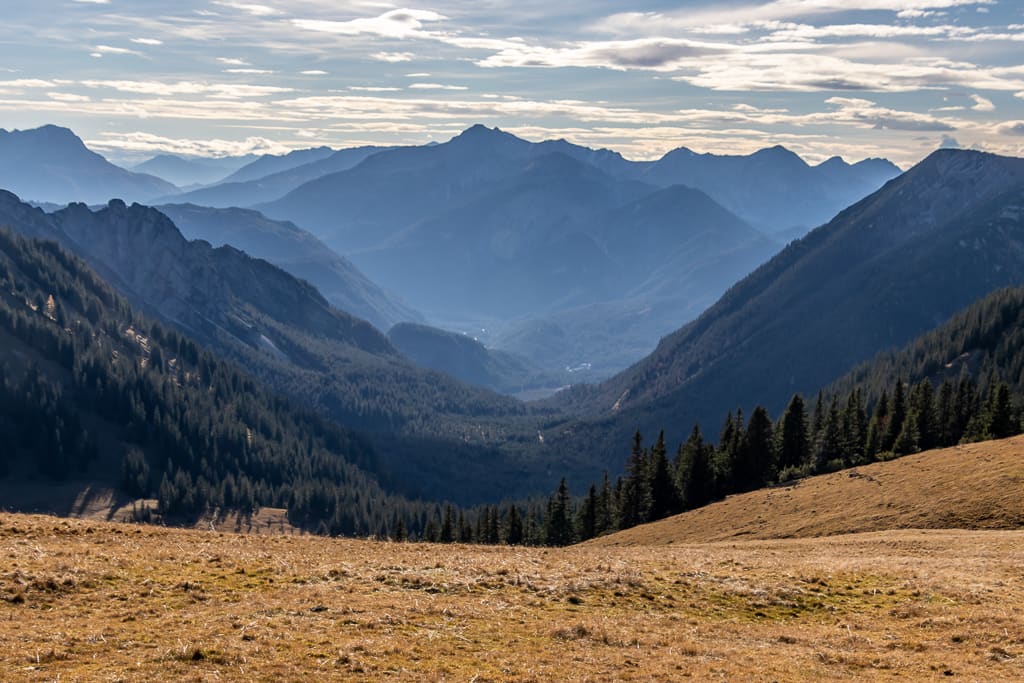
[
  {"xmin": 3, "ymin": 437, "xmax": 1024, "ymax": 681},
  {"xmin": 1, "ymin": 513, "xmax": 1023, "ymax": 681},
  {"xmin": 592, "ymin": 435, "xmax": 1024, "ymax": 547}
]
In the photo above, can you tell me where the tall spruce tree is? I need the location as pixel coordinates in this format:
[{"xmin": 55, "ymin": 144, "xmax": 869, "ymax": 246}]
[{"xmin": 777, "ymin": 394, "xmax": 810, "ymax": 474}]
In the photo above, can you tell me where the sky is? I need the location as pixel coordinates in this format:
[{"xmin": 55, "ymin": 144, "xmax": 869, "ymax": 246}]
[{"xmin": 1, "ymin": 0, "xmax": 1023, "ymax": 167}]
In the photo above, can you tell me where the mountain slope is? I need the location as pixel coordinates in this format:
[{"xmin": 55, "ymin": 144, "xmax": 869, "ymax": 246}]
[
  {"xmin": 165, "ymin": 145, "xmax": 391, "ymax": 208},
  {"xmin": 0, "ymin": 227, "xmax": 422, "ymax": 535},
  {"xmin": 352, "ymin": 151, "xmax": 651, "ymax": 318},
  {"xmin": 156, "ymin": 203, "xmax": 420, "ymax": 331},
  {"xmin": 589, "ymin": 436, "xmax": 1024, "ymax": 545},
  {"xmin": 217, "ymin": 146, "xmax": 335, "ymax": 185},
  {"xmin": 0, "ymin": 191, "xmax": 548, "ymax": 504},
  {"xmin": 0, "ymin": 125, "xmax": 177, "ymax": 204},
  {"xmin": 551, "ymin": 149, "xmax": 1024, "ymax": 467},
  {"xmin": 636, "ymin": 145, "xmax": 901, "ymax": 235},
  {"xmin": 130, "ymin": 154, "xmax": 253, "ymax": 187}
]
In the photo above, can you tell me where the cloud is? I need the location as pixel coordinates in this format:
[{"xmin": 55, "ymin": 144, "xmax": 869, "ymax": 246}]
[
  {"xmin": 87, "ymin": 131, "xmax": 291, "ymax": 157},
  {"xmin": 80, "ymin": 79, "xmax": 292, "ymax": 98},
  {"xmin": 996, "ymin": 121, "xmax": 1024, "ymax": 135},
  {"xmin": 970, "ymin": 94, "xmax": 995, "ymax": 111},
  {"xmin": 292, "ymin": 9, "xmax": 446, "ymax": 40},
  {"xmin": 130, "ymin": 38, "xmax": 164, "ymax": 46},
  {"xmin": 214, "ymin": 2, "xmax": 282, "ymax": 17},
  {"xmin": 92, "ymin": 45, "xmax": 142, "ymax": 56},
  {"xmin": 371, "ymin": 52, "xmax": 415, "ymax": 63},
  {"xmin": 225, "ymin": 69, "xmax": 275, "ymax": 74},
  {"xmin": 301, "ymin": 70, "xmax": 328, "ymax": 75},
  {"xmin": 408, "ymin": 83, "xmax": 469, "ymax": 91},
  {"xmin": 349, "ymin": 86, "xmax": 402, "ymax": 92},
  {"xmin": 0, "ymin": 79, "xmax": 58, "ymax": 88},
  {"xmin": 217, "ymin": 57, "xmax": 250, "ymax": 66},
  {"xmin": 478, "ymin": 38, "xmax": 726, "ymax": 72},
  {"xmin": 939, "ymin": 134, "xmax": 961, "ymax": 147}
]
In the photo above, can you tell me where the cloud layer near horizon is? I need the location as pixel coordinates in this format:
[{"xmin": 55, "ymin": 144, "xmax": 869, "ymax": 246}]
[{"xmin": 2, "ymin": 0, "xmax": 1023, "ymax": 165}]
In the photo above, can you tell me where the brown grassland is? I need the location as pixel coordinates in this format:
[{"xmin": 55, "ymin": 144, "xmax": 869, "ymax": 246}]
[{"xmin": 2, "ymin": 437, "xmax": 1024, "ymax": 681}]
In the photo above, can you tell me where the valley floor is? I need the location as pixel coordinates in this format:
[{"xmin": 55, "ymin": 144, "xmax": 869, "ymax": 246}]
[{"xmin": 2, "ymin": 513, "xmax": 1022, "ymax": 681}]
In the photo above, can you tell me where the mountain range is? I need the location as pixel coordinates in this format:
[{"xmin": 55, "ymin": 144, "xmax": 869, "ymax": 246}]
[
  {"xmin": 543, "ymin": 148, "xmax": 1024, "ymax": 476},
  {"xmin": 155, "ymin": 203, "xmax": 420, "ymax": 332},
  {"xmin": 130, "ymin": 153, "xmax": 256, "ymax": 188},
  {"xmin": 0, "ymin": 125, "xmax": 176, "ymax": 204}
]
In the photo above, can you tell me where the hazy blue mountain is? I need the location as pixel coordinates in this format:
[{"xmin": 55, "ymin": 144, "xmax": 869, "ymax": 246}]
[
  {"xmin": 351, "ymin": 151, "xmax": 651, "ymax": 318},
  {"xmin": 488, "ymin": 184, "xmax": 777, "ymax": 375},
  {"xmin": 156, "ymin": 203, "xmax": 421, "ymax": 331},
  {"xmin": 130, "ymin": 153, "xmax": 254, "ymax": 187},
  {"xmin": 162, "ymin": 145, "xmax": 390, "ymax": 208},
  {"xmin": 0, "ymin": 190, "xmax": 555, "ymax": 503},
  {"xmin": 388, "ymin": 322, "xmax": 563, "ymax": 395},
  {"xmin": 258, "ymin": 126, "xmax": 541, "ymax": 250},
  {"xmin": 634, "ymin": 145, "xmax": 902, "ymax": 236},
  {"xmin": 547, "ymin": 148, "xmax": 1024, "ymax": 472},
  {"xmin": 217, "ymin": 146, "xmax": 335, "ymax": 185},
  {"xmin": 261, "ymin": 126, "xmax": 785, "ymax": 375},
  {"xmin": 0, "ymin": 125, "xmax": 177, "ymax": 204}
]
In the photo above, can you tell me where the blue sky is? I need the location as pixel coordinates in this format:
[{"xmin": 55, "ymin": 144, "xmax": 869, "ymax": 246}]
[{"xmin": 1, "ymin": 0, "xmax": 1023, "ymax": 166}]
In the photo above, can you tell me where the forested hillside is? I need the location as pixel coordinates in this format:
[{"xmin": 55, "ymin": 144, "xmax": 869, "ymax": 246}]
[
  {"xmin": 533, "ymin": 285, "xmax": 1024, "ymax": 545},
  {"xmin": 0, "ymin": 228, "xmax": 440, "ymax": 536}
]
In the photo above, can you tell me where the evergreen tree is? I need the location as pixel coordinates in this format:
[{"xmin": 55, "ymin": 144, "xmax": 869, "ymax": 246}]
[
  {"xmin": 577, "ymin": 484, "xmax": 599, "ymax": 541},
  {"xmin": 675, "ymin": 424, "xmax": 715, "ymax": 509},
  {"xmin": 882, "ymin": 379, "xmax": 907, "ymax": 452},
  {"xmin": 618, "ymin": 430, "xmax": 651, "ymax": 528},
  {"xmin": 777, "ymin": 394, "xmax": 810, "ymax": 474},
  {"xmin": 648, "ymin": 431, "xmax": 681, "ymax": 521},
  {"xmin": 505, "ymin": 504, "xmax": 524, "ymax": 545},
  {"xmin": 736, "ymin": 406, "xmax": 776, "ymax": 491},
  {"xmin": 865, "ymin": 389, "xmax": 890, "ymax": 460},
  {"xmin": 595, "ymin": 472, "xmax": 615, "ymax": 536},
  {"xmin": 439, "ymin": 505, "xmax": 455, "ymax": 543},
  {"xmin": 545, "ymin": 478, "xmax": 575, "ymax": 547}
]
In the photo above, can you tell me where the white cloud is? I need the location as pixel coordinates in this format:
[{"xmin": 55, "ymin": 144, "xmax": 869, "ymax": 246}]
[
  {"xmin": 80, "ymin": 79, "xmax": 292, "ymax": 98},
  {"xmin": 405, "ymin": 72, "xmax": 431, "ymax": 78},
  {"xmin": 93, "ymin": 45, "xmax": 142, "ymax": 56},
  {"xmin": 371, "ymin": 52, "xmax": 415, "ymax": 63},
  {"xmin": 349, "ymin": 86, "xmax": 402, "ymax": 92},
  {"xmin": 408, "ymin": 83, "xmax": 469, "ymax": 91},
  {"xmin": 225, "ymin": 68, "xmax": 275, "ymax": 74},
  {"xmin": 301, "ymin": 70, "xmax": 328, "ymax": 75},
  {"xmin": 87, "ymin": 131, "xmax": 291, "ymax": 157},
  {"xmin": 214, "ymin": 2, "xmax": 282, "ymax": 17},
  {"xmin": 970, "ymin": 94, "xmax": 995, "ymax": 111},
  {"xmin": 48, "ymin": 92, "xmax": 90, "ymax": 102},
  {"xmin": 0, "ymin": 79, "xmax": 57, "ymax": 88},
  {"xmin": 130, "ymin": 38, "xmax": 163, "ymax": 46},
  {"xmin": 292, "ymin": 9, "xmax": 446, "ymax": 40},
  {"xmin": 217, "ymin": 57, "xmax": 250, "ymax": 66}
]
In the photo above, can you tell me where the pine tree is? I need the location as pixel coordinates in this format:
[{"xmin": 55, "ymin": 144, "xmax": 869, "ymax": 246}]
[
  {"xmin": 505, "ymin": 504, "xmax": 524, "ymax": 545},
  {"xmin": 545, "ymin": 478, "xmax": 575, "ymax": 547},
  {"xmin": 777, "ymin": 394, "xmax": 810, "ymax": 474},
  {"xmin": 675, "ymin": 424, "xmax": 715, "ymax": 510},
  {"xmin": 595, "ymin": 472, "xmax": 615, "ymax": 536},
  {"xmin": 865, "ymin": 389, "xmax": 890, "ymax": 460},
  {"xmin": 618, "ymin": 430, "xmax": 651, "ymax": 528},
  {"xmin": 577, "ymin": 484, "xmax": 599, "ymax": 541},
  {"xmin": 882, "ymin": 380, "xmax": 907, "ymax": 452},
  {"xmin": 439, "ymin": 505, "xmax": 455, "ymax": 543},
  {"xmin": 737, "ymin": 406, "xmax": 776, "ymax": 491},
  {"xmin": 648, "ymin": 430, "xmax": 680, "ymax": 521}
]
